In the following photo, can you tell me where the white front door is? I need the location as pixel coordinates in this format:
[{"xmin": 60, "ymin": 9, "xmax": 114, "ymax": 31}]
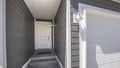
[{"xmin": 35, "ymin": 21, "xmax": 52, "ymax": 49}]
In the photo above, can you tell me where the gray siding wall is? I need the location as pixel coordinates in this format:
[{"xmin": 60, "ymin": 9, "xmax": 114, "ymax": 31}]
[
  {"xmin": 70, "ymin": 0, "xmax": 120, "ymax": 68},
  {"xmin": 6, "ymin": 0, "xmax": 34, "ymax": 68},
  {"xmin": 71, "ymin": 0, "xmax": 79, "ymax": 68},
  {"xmin": 54, "ymin": 0, "xmax": 66, "ymax": 67},
  {"xmin": 71, "ymin": 13, "xmax": 80, "ymax": 68},
  {"xmin": 71, "ymin": 24, "xmax": 79, "ymax": 68}
]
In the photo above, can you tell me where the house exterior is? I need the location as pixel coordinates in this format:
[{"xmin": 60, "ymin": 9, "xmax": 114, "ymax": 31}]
[{"xmin": 0, "ymin": 0, "xmax": 120, "ymax": 68}]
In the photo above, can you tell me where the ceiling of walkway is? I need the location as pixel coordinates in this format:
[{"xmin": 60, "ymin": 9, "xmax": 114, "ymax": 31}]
[{"xmin": 24, "ymin": 0, "xmax": 61, "ymax": 20}]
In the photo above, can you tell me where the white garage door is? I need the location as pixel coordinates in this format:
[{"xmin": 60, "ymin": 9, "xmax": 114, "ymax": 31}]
[
  {"xmin": 87, "ymin": 12, "xmax": 120, "ymax": 68},
  {"xmin": 79, "ymin": 3, "xmax": 120, "ymax": 68}
]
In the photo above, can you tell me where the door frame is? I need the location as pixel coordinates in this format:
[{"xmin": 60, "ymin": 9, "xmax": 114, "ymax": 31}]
[
  {"xmin": 34, "ymin": 20, "xmax": 53, "ymax": 49},
  {"xmin": 0, "ymin": 0, "xmax": 7, "ymax": 68},
  {"xmin": 2, "ymin": 0, "xmax": 7, "ymax": 68}
]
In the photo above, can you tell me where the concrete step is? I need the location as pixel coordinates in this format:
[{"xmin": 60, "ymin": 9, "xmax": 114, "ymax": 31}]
[
  {"xmin": 28, "ymin": 58, "xmax": 59, "ymax": 68},
  {"xmin": 31, "ymin": 55, "xmax": 56, "ymax": 61},
  {"xmin": 31, "ymin": 49, "xmax": 56, "ymax": 61}
]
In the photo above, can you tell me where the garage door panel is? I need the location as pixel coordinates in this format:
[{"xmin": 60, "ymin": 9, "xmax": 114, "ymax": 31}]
[
  {"xmin": 87, "ymin": 61, "xmax": 120, "ymax": 68},
  {"xmin": 87, "ymin": 40, "xmax": 120, "ymax": 51}
]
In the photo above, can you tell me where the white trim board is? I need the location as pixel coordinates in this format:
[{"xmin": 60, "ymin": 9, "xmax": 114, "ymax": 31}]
[
  {"xmin": 21, "ymin": 59, "xmax": 31, "ymax": 68},
  {"xmin": 56, "ymin": 56, "xmax": 63, "ymax": 68},
  {"xmin": 66, "ymin": 0, "xmax": 71, "ymax": 68},
  {"xmin": 2, "ymin": 0, "xmax": 7, "ymax": 68},
  {"xmin": 52, "ymin": 19, "xmax": 55, "ymax": 50},
  {"xmin": 78, "ymin": 3, "xmax": 120, "ymax": 68}
]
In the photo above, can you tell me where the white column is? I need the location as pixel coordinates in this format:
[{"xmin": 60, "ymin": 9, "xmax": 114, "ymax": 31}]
[
  {"xmin": 0, "ymin": 0, "xmax": 4, "ymax": 67},
  {"xmin": 66, "ymin": 0, "xmax": 71, "ymax": 68},
  {"xmin": 0, "ymin": 0, "xmax": 6, "ymax": 68}
]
